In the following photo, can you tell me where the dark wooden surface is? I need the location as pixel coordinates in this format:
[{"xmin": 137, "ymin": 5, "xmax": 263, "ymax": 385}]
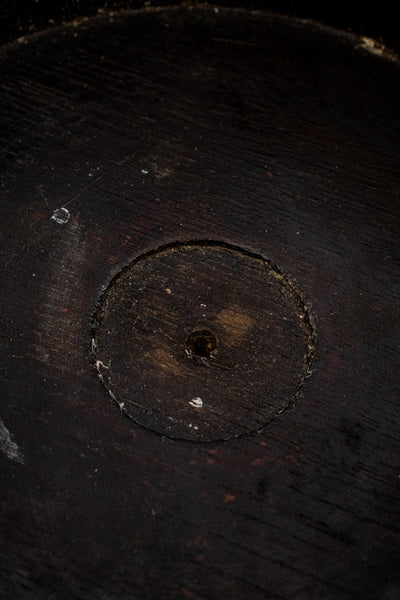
[
  {"xmin": 2, "ymin": 0, "xmax": 400, "ymax": 54},
  {"xmin": 1, "ymin": 6, "xmax": 399, "ymax": 599},
  {"xmin": 92, "ymin": 241, "xmax": 314, "ymax": 441}
]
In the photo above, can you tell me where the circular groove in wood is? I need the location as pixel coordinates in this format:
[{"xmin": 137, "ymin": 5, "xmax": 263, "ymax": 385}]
[{"xmin": 92, "ymin": 241, "xmax": 315, "ymax": 441}]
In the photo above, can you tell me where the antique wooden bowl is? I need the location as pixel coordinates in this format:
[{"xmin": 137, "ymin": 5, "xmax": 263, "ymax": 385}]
[{"xmin": 1, "ymin": 3, "xmax": 399, "ymax": 598}]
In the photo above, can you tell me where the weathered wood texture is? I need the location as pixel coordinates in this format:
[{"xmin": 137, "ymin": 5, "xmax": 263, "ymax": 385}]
[
  {"xmin": 2, "ymin": 0, "xmax": 400, "ymax": 53},
  {"xmin": 1, "ymin": 6, "xmax": 399, "ymax": 599},
  {"xmin": 92, "ymin": 241, "xmax": 314, "ymax": 441}
]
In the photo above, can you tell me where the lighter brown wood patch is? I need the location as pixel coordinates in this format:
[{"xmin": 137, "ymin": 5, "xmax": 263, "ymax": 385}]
[
  {"xmin": 217, "ymin": 307, "xmax": 254, "ymax": 342},
  {"xmin": 151, "ymin": 347, "xmax": 182, "ymax": 377}
]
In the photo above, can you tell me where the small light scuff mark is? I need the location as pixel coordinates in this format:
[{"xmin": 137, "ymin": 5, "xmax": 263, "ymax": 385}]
[
  {"xmin": 94, "ymin": 357, "xmax": 125, "ymax": 412},
  {"xmin": 189, "ymin": 397, "xmax": 203, "ymax": 408},
  {"xmin": 109, "ymin": 389, "xmax": 124, "ymax": 412},
  {"xmin": 359, "ymin": 36, "xmax": 398, "ymax": 61},
  {"xmin": 95, "ymin": 359, "xmax": 109, "ymax": 371},
  {"xmin": 360, "ymin": 36, "xmax": 385, "ymax": 56},
  {"xmin": 51, "ymin": 207, "xmax": 70, "ymax": 224},
  {"xmin": 0, "ymin": 419, "xmax": 25, "ymax": 465}
]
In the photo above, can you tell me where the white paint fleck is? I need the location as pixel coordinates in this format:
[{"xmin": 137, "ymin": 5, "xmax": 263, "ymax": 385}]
[
  {"xmin": 51, "ymin": 207, "xmax": 70, "ymax": 224},
  {"xmin": 88, "ymin": 166, "xmax": 101, "ymax": 177},
  {"xmin": 360, "ymin": 36, "xmax": 385, "ymax": 57},
  {"xmin": 141, "ymin": 169, "xmax": 149, "ymax": 175},
  {"xmin": 95, "ymin": 359, "xmax": 109, "ymax": 371},
  {"xmin": 0, "ymin": 419, "xmax": 25, "ymax": 464},
  {"xmin": 106, "ymin": 385, "xmax": 124, "ymax": 412},
  {"xmin": 189, "ymin": 397, "xmax": 203, "ymax": 408}
]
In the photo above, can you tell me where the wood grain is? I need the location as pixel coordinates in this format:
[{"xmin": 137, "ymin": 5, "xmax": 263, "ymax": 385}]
[{"xmin": 1, "ymin": 6, "xmax": 399, "ymax": 599}]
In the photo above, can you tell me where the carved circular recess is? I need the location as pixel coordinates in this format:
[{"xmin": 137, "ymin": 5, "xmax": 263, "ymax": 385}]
[{"xmin": 92, "ymin": 242, "xmax": 314, "ymax": 441}]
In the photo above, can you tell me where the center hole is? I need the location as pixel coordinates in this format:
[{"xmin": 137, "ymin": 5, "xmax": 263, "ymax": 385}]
[{"xmin": 187, "ymin": 330, "xmax": 217, "ymax": 358}]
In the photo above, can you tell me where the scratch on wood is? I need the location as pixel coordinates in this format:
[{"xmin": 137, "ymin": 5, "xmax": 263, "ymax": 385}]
[{"xmin": 0, "ymin": 418, "xmax": 25, "ymax": 464}]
